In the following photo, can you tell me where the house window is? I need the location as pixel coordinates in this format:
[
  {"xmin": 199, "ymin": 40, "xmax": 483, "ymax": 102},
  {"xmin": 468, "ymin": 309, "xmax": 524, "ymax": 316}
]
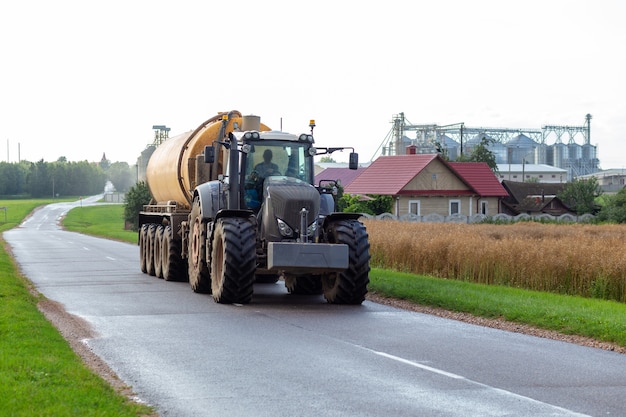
[
  {"xmin": 449, "ymin": 200, "xmax": 461, "ymax": 215},
  {"xmin": 539, "ymin": 175, "xmax": 544, "ymax": 178},
  {"xmin": 480, "ymin": 201, "xmax": 488, "ymax": 215},
  {"xmin": 408, "ymin": 200, "xmax": 420, "ymax": 215}
]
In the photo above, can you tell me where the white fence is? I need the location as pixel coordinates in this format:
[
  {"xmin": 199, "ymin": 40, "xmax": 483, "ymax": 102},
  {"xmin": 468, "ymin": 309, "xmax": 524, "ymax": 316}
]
[
  {"xmin": 103, "ymin": 192, "xmax": 126, "ymax": 203},
  {"xmin": 360, "ymin": 212, "xmax": 596, "ymax": 224}
]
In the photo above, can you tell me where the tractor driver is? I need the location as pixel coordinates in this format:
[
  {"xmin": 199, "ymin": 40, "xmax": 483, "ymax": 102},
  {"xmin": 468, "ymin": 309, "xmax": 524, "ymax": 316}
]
[{"xmin": 254, "ymin": 149, "xmax": 281, "ymax": 178}]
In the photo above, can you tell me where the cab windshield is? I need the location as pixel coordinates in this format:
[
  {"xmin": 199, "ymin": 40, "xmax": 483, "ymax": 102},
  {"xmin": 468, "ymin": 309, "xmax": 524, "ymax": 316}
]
[
  {"xmin": 244, "ymin": 141, "xmax": 312, "ymax": 182},
  {"xmin": 242, "ymin": 141, "xmax": 313, "ymax": 209}
]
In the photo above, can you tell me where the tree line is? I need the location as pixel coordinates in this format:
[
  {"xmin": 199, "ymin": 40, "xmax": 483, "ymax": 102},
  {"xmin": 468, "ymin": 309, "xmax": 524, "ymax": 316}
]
[{"xmin": 0, "ymin": 158, "xmax": 136, "ymax": 198}]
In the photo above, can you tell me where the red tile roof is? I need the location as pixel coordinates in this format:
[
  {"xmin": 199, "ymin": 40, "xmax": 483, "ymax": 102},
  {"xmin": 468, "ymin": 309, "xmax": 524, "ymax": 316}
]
[
  {"xmin": 448, "ymin": 162, "xmax": 508, "ymax": 197},
  {"xmin": 344, "ymin": 154, "xmax": 508, "ymax": 197},
  {"xmin": 345, "ymin": 155, "xmax": 437, "ymax": 195},
  {"xmin": 314, "ymin": 167, "xmax": 366, "ymax": 188}
]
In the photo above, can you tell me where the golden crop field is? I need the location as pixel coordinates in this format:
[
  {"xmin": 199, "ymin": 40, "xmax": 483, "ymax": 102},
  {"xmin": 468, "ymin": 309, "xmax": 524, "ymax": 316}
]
[{"xmin": 364, "ymin": 220, "xmax": 626, "ymax": 302}]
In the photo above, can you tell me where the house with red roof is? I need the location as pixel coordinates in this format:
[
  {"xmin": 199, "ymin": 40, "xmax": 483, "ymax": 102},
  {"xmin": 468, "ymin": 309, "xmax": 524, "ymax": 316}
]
[
  {"xmin": 344, "ymin": 154, "xmax": 508, "ymax": 217},
  {"xmin": 313, "ymin": 166, "xmax": 366, "ymax": 188}
]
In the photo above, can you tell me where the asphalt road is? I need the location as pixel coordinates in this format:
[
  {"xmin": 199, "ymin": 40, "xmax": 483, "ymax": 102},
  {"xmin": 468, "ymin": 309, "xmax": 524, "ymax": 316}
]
[{"xmin": 4, "ymin": 199, "xmax": 626, "ymax": 417}]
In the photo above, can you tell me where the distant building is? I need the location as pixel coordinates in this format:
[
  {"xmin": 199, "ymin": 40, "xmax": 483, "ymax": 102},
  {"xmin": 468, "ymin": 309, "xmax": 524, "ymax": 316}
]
[
  {"xmin": 496, "ymin": 164, "xmax": 567, "ymax": 183},
  {"xmin": 577, "ymin": 169, "xmax": 626, "ymax": 193},
  {"xmin": 314, "ymin": 166, "xmax": 366, "ymax": 188},
  {"xmin": 346, "ymin": 154, "xmax": 508, "ymax": 217},
  {"xmin": 500, "ymin": 181, "xmax": 574, "ymax": 217}
]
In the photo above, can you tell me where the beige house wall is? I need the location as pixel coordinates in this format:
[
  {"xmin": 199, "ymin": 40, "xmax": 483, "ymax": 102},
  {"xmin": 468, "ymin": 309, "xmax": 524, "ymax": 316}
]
[
  {"xmin": 404, "ymin": 159, "xmax": 467, "ymax": 191},
  {"xmin": 395, "ymin": 195, "xmax": 501, "ymax": 217}
]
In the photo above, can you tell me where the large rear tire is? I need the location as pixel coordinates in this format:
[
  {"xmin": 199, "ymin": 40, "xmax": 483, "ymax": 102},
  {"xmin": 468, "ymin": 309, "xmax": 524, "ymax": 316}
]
[
  {"xmin": 210, "ymin": 217, "xmax": 256, "ymax": 304},
  {"xmin": 139, "ymin": 224, "xmax": 149, "ymax": 273},
  {"xmin": 188, "ymin": 198, "xmax": 211, "ymax": 293},
  {"xmin": 154, "ymin": 225, "xmax": 164, "ymax": 279},
  {"xmin": 146, "ymin": 224, "xmax": 157, "ymax": 277},
  {"xmin": 162, "ymin": 225, "xmax": 187, "ymax": 282},
  {"xmin": 322, "ymin": 220, "xmax": 370, "ymax": 304}
]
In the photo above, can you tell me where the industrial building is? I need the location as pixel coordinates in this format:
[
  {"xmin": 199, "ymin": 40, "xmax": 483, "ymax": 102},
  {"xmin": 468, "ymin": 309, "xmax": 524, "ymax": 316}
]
[{"xmin": 377, "ymin": 113, "xmax": 598, "ymax": 181}]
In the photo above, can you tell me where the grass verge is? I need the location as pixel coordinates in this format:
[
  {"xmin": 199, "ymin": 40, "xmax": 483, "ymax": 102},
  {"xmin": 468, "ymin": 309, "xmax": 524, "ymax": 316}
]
[
  {"xmin": 369, "ymin": 268, "xmax": 626, "ymax": 347},
  {"xmin": 0, "ymin": 199, "xmax": 154, "ymax": 417},
  {"xmin": 62, "ymin": 203, "xmax": 137, "ymax": 244}
]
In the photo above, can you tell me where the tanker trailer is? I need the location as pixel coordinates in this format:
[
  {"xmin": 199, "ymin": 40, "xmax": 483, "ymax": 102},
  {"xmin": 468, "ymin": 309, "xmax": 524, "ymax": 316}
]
[
  {"xmin": 138, "ymin": 110, "xmax": 370, "ymax": 305},
  {"xmin": 138, "ymin": 110, "xmax": 270, "ymax": 282}
]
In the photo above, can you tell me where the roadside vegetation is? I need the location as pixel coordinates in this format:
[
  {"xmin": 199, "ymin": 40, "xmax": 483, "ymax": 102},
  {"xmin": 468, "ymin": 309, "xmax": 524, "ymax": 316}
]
[
  {"xmin": 0, "ymin": 199, "xmax": 154, "ymax": 417},
  {"xmin": 63, "ymin": 204, "xmax": 138, "ymax": 243}
]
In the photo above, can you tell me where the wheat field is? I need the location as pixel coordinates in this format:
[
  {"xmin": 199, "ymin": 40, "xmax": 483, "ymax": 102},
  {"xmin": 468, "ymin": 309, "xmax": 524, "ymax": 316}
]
[{"xmin": 364, "ymin": 220, "xmax": 626, "ymax": 302}]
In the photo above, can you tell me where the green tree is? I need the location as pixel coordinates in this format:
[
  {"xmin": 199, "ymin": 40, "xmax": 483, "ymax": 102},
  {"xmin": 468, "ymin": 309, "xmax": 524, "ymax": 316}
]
[
  {"xmin": 339, "ymin": 194, "xmax": 393, "ymax": 215},
  {"xmin": 27, "ymin": 159, "xmax": 50, "ymax": 197},
  {"xmin": 107, "ymin": 162, "xmax": 135, "ymax": 192},
  {"xmin": 0, "ymin": 162, "xmax": 28, "ymax": 195},
  {"xmin": 319, "ymin": 156, "xmax": 336, "ymax": 163},
  {"xmin": 433, "ymin": 140, "xmax": 449, "ymax": 161},
  {"xmin": 597, "ymin": 187, "xmax": 626, "ymax": 223},
  {"xmin": 558, "ymin": 177, "xmax": 602, "ymax": 215},
  {"xmin": 124, "ymin": 181, "xmax": 152, "ymax": 231},
  {"xmin": 457, "ymin": 137, "xmax": 498, "ymax": 172}
]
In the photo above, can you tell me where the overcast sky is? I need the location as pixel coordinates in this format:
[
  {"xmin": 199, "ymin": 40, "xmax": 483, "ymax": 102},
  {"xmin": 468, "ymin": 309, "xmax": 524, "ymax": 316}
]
[{"xmin": 2, "ymin": 0, "xmax": 625, "ymax": 169}]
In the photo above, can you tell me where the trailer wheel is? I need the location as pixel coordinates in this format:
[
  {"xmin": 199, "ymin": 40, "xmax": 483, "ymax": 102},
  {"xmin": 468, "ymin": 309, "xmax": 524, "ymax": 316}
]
[
  {"xmin": 139, "ymin": 224, "xmax": 149, "ymax": 273},
  {"xmin": 211, "ymin": 217, "xmax": 256, "ymax": 304},
  {"xmin": 285, "ymin": 275, "xmax": 323, "ymax": 295},
  {"xmin": 188, "ymin": 198, "xmax": 211, "ymax": 293},
  {"xmin": 322, "ymin": 220, "xmax": 370, "ymax": 304},
  {"xmin": 154, "ymin": 225, "xmax": 164, "ymax": 278},
  {"xmin": 146, "ymin": 224, "xmax": 158, "ymax": 276},
  {"xmin": 162, "ymin": 225, "xmax": 187, "ymax": 282}
]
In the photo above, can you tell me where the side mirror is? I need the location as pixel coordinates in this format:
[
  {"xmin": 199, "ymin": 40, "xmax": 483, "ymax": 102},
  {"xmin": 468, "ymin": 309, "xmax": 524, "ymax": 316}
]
[
  {"xmin": 204, "ymin": 146, "xmax": 215, "ymax": 163},
  {"xmin": 348, "ymin": 152, "xmax": 359, "ymax": 170}
]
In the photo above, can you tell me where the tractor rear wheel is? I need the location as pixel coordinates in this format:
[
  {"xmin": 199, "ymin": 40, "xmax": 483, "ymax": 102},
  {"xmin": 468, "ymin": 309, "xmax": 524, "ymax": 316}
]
[
  {"xmin": 210, "ymin": 217, "xmax": 256, "ymax": 304},
  {"xmin": 139, "ymin": 224, "xmax": 149, "ymax": 273},
  {"xmin": 162, "ymin": 225, "xmax": 187, "ymax": 282},
  {"xmin": 188, "ymin": 198, "xmax": 211, "ymax": 293},
  {"xmin": 146, "ymin": 224, "xmax": 157, "ymax": 277},
  {"xmin": 322, "ymin": 220, "xmax": 370, "ymax": 304},
  {"xmin": 154, "ymin": 225, "xmax": 164, "ymax": 278}
]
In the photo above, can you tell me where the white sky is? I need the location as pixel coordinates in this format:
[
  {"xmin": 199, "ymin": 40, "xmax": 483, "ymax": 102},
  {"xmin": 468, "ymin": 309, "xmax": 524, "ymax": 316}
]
[{"xmin": 1, "ymin": 0, "xmax": 625, "ymax": 168}]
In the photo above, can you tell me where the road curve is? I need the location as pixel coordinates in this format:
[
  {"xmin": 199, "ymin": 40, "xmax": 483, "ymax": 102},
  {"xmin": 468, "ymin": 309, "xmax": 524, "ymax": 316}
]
[{"xmin": 4, "ymin": 199, "xmax": 626, "ymax": 417}]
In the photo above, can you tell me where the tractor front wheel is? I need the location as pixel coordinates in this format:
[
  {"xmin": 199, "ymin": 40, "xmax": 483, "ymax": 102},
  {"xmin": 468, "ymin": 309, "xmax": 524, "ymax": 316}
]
[
  {"xmin": 322, "ymin": 220, "xmax": 370, "ymax": 304},
  {"xmin": 210, "ymin": 217, "xmax": 256, "ymax": 304},
  {"xmin": 187, "ymin": 198, "xmax": 211, "ymax": 293}
]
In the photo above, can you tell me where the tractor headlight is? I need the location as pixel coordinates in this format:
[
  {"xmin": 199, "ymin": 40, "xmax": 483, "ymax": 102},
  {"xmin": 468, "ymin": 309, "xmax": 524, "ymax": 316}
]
[{"xmin": 277, "ymin": 218, "xmax": 294, "ymax": 237}]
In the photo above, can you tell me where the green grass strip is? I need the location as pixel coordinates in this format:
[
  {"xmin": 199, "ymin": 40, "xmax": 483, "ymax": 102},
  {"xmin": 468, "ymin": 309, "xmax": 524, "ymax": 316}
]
[
  {"xmin": 0, "ymin": 199, "xmax": 154, "ymax": 416},
  {"xmin": 370, "ymin": 268, "xmax": 626, "ymax": 347},
  {"xmin": 62, "ymin": 204, "xmax": 137, "ymax": 244}
]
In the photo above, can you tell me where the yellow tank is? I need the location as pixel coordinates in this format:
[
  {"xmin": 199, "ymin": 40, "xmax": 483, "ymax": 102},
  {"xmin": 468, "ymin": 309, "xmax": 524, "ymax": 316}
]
[{"xmin": 146, "ymin": 111, "xmax": 270, "ymax": 208}]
